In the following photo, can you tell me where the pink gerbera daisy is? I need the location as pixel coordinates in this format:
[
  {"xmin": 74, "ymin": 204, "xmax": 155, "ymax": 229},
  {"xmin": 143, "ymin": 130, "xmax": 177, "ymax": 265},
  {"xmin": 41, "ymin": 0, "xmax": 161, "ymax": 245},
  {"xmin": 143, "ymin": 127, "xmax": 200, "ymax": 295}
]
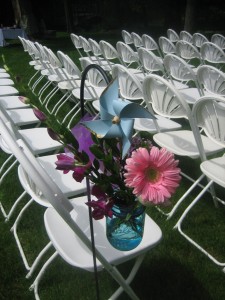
[{"xmin": 124, "ymin": 146, "xmax": 181, "ymax": 205}]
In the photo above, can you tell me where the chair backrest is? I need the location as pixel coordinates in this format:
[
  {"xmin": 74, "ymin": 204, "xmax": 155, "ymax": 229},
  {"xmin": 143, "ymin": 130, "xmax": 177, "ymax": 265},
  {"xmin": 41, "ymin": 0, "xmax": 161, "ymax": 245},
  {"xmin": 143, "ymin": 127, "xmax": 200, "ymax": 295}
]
[
  {"xmin": 158, "ymin": 37, "xmax": 176, "ymax": 56},
  {"xmin": 57, "ymin": 51, "xmax": 81, "ymax": 79},
  {"xmin": 111, "ymin": 64, "xmax": 144, "ymax": 101},
  {"xmin": 180, "ymin": 31, "xmax": 193, "ymax": 43},
  {"xmin": 88, "ymin": 38, "xmax": 103, "ymax": 57},
  {"xmin": 176, "ymin": 40, "xmax": 201, "ymax": 62},
  {"xmin": 121, "ymin": 30, "xmax": 133, "ymax": 44},
  {"xmin": 116, "ymin": 41, "xmax": 140, "ymax": 66},
  {"xmin": 192, "ymin": 95, "xmax": 225, "ymax": 149},
  {"xmin": 200, "ymin": 42, "xmax": 225, "ymax": 65},
  {"xmin": 99, "ymin": 40, "xmax": 122, "ymax": 66},
  {"xmin": 131, "ymin": 32, "xmax": 143, "ymax": 48},
  {"xmin": 167, "ymin": 29, "xmax": 179, "ymax": 43},
  {"xmin": 79, "ymin": 36, "xmax": 92, "ymax": 55},
  {"xmin": 211, "ymin": 34, "xmax": 225, "ymax": 50},
  {"xmin": 137, "ymin": 47, "xmax": 165, "ymax": 75},
  {"xmin": 70, "ymin": 33, "xmax": 83, "ymax": 49},
  {"xmin": 142, "ymin": 34, "xmax": 159, "ymax": 51},
  {"xmin": 142, "ymin": 74, "xmax": 191, "ymax": 120},
  {"xmin": 43, "ymin": 46, "xmax": 62, "ymax": 69},
  {"xmin": 197, "ymin": 65, "xmax": 225, "ymax": 97},
  {"xmin": 79, "ymin": 57, "xmax": 108, "ymax": 89},
  {"xmin": 193, "ymin": 33, "xmax": 208, "ymax": 48},
  {"xmin": 163, "ymin": 54, "xmax": 200, "ymax": 88}
]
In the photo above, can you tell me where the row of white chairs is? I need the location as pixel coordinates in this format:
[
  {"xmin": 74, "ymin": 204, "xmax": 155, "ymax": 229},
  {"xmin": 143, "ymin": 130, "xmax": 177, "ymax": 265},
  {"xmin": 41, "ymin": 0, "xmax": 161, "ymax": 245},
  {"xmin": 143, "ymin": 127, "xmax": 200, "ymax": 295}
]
[
  {"xmin": 121, "ymin": 30, "xmax": 225, "ymax": 69},
  {"xmin": 0, "ymin": 44, "xmax": 164, "ymax": 299},
  {"xmin": 122, "ymin": 29, "xmax": 225, "ymax": 50},
  {"xmin": 69, "ymin": 34, "xmax": 225, "ymax": 273}
]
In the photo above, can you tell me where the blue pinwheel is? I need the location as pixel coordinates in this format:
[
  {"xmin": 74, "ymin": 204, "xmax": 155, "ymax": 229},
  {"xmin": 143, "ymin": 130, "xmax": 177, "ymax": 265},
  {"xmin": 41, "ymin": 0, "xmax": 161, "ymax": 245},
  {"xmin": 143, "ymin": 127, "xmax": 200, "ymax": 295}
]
[{"xmin": 82, "ymin": 78, "xmax": 155, "ymax": 157}]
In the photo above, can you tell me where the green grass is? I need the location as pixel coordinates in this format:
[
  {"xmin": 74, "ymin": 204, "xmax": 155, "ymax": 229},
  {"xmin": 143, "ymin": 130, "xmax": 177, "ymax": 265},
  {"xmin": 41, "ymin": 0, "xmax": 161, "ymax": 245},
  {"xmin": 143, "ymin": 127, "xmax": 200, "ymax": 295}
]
[{"xmin": 0, "ymin": 32, "xmax": 225, "ymax": 300}]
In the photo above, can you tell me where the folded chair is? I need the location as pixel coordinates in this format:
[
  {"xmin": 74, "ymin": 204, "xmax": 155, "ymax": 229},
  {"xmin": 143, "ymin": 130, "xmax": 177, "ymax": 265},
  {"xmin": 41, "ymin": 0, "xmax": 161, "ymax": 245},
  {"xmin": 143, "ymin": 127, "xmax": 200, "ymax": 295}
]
[
  {"xmin": 142, "ymin": 34, "xmax": 162, "ymax": 58},
  {"xmin": 0, "ymin": 127, "xmax": 162, "ymax": 300},
  {"xmin": 174, "ymin": 95, "xmax": 225, "ymax": 271},
  {"xmin": 142, "ymin": 74, "xmax": 224, "ymax": 219},
  {"xmin": 0, "ymin": 115, "xmax": 87, "ymax": 273}
]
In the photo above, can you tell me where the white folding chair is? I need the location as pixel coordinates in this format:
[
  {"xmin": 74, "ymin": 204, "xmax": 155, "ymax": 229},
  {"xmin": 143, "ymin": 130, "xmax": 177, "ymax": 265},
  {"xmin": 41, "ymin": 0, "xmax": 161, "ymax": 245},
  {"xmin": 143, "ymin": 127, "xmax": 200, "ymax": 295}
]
[
  {"xmin": 0, "ymin": 115, "xmax": 162, "ymax": 300},
  {"xmin": 142, "ymin": 74, "xmax": 224, "ymax": 219},
  {"xmin": 0, "ymin": 116, "xmax": 87, "ymax": 273},
  {"xmin": 174, "ymin": 95, "xmax": 225, "ymax": 270},
  {"xmin": 111, "ymin": 64, "xmax": 182, "ymax": 134},
  {"xmin": 70, "ymin": 33, "xmax": 84, "ymax": 58},
  {"xmin": 99, "ymin": 40, "xmax": 122, "ymax": 70},
  {"xmin": 163, "ymin": 53, "xmax": 205, "ymax": 104}
]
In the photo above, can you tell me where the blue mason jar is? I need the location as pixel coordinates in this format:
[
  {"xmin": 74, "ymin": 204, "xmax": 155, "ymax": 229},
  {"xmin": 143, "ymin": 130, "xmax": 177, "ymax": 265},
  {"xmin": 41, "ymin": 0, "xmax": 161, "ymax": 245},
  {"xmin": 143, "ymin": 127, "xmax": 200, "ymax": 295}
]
[{"xmin": 106, "ymin": 204, "xmax": 145, "ymax": 251}]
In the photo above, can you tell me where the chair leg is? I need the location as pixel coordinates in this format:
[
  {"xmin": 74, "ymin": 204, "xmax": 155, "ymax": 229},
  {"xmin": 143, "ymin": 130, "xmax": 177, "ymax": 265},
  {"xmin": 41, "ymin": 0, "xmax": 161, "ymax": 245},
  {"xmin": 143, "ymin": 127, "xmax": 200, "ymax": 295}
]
[
  {"xmin": 1, "ymin": 190, "xmax": 27, "ymax": 221},
  {"xmin": 29, "ymin": 251, "xmax": 58, "ymax": 300},
  {"xmin": 26, "ymin": 241, "xmax": 53, "ymax": 279},
  {"xmin": 109, "ymin": 254, "xmax": 145, "ymax": 300},
  {"xmin": 174, "ymin": 180, "xmax": 225, "ymax": 268},
  {"xmin": 10, "ymin": 198, "xmax": 34, "ymax": 270}
]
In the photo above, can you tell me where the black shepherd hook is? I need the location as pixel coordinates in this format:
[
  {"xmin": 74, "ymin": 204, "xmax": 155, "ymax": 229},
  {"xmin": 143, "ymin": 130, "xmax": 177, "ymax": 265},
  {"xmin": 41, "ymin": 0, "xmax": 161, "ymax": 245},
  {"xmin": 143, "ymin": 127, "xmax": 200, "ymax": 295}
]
[{"xmin": 79, "ymin": 64, "xmax": 110, "ymax": 300}]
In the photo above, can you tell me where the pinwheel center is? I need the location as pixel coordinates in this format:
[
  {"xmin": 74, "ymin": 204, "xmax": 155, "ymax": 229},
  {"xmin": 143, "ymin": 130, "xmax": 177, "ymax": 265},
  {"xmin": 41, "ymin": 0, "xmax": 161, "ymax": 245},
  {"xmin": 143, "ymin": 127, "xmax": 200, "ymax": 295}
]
[{"xmin": 112, "ymin": 116, "xmax": 120, "ymax": 124}]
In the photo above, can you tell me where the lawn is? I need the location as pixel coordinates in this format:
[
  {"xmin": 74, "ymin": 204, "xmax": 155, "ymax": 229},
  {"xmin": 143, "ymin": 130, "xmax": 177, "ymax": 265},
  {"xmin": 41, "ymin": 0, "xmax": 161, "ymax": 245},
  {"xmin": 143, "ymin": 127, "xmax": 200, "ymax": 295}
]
[{"xmin": 0, "ymin": 31, "xmax": 225, "ymax": 300}]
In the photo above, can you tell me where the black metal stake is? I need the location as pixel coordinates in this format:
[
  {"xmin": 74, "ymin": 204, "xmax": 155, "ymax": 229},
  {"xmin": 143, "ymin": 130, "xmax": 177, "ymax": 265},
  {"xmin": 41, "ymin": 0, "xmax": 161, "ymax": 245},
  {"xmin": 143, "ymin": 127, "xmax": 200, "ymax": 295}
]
[{"xmin": 80, "ymin": 64, "xmax": 110, "ymax": 300}]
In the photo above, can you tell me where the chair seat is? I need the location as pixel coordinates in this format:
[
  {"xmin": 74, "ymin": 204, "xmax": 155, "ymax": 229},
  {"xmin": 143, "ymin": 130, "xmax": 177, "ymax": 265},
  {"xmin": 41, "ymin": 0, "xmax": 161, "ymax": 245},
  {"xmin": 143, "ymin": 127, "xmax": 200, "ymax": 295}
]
[
  {"xmin": 6, "ymin": 108, "xmax": 39, "ymax": 126},
  {"xmin": 0, "ymin": 78, "xmax": 14, "ymax": 86},
  {"xmin": 0, "ymin": 86, "xmax": 19, "ymax": 96},
  {"xmin": 200, "ymin": 156, "xmax": 225, "ymax": 188},
  {"xmin": 153, "ymin": 130, "xmax": 223, "ymax": 158},
  {"xmin": 44, "ymin": 196, "xmax": 162, "ymax": 271},
  {"xmin": 134, "ymin": 115, "xmax": 181, "ymax": 133},
  {"xmin": 0, "ymin": 68, "xmax": 7, "ymax": 72},
  {"xmin": 18, "ymin": 127, "xmax": 62, "ymax": 154},
  {"xmin": 0, "ymin": 96, "xmax": 29, "ymax": 109},
  {"xmin": 179, "ymin": 88, "xmax": 202, "ymax": 104},
  {"xmin": 17, "ymin": 155, "xmax": 87, "ymax": 207},
  {"xmin": 0, "ymin": 72, "xmax": 10, "ymax": 79}
]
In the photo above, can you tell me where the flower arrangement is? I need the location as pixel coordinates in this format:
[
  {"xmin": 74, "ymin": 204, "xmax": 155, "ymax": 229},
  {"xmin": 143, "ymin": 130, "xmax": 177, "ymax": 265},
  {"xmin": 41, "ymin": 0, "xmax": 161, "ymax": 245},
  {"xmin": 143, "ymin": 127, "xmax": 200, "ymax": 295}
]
[{"xmin": 20, "ymin": 78, "xmax": 181, "ymax": 222}]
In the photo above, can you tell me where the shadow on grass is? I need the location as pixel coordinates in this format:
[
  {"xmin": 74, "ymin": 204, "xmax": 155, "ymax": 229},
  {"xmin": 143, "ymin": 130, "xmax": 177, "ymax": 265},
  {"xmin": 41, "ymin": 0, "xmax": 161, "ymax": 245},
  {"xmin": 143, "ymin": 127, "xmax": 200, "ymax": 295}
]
[{"xmin": 130, "ymin": 257, "xmax": 213, "ymax": 300}]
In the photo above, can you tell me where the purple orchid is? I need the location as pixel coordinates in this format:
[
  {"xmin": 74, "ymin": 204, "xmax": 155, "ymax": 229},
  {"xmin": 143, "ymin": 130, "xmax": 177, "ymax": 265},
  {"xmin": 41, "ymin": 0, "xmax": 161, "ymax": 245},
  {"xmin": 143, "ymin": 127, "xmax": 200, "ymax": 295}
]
[
  {"xmin": 86, "ymin": 199, "xmax": 114, "ymax": 220},
  {"xmin": 55, "ymin": 153, "xmax": 76, "ymax": 174},
  {"xmin": 33, "ymin": 108, "xmax": 47, "ymax": 122}
]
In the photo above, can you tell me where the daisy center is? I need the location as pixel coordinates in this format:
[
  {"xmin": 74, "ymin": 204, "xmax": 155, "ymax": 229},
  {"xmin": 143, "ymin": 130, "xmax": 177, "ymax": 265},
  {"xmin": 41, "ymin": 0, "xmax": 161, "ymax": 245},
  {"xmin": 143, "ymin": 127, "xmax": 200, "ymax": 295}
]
[
  {"xmin": 112, "ymin": 116, "xmax": 120, "ymax": 124},
  {"xmin": 145, "ymin": 168, "xmax": 160, "ymax": 182}
]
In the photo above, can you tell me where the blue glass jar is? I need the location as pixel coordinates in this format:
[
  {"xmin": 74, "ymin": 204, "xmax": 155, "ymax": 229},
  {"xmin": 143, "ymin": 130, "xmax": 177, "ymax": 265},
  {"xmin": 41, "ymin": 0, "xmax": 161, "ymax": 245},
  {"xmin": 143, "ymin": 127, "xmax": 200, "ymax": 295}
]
[{"xmin": 106, "ymin": 204, "xmax": 145, "ymax": 251}]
